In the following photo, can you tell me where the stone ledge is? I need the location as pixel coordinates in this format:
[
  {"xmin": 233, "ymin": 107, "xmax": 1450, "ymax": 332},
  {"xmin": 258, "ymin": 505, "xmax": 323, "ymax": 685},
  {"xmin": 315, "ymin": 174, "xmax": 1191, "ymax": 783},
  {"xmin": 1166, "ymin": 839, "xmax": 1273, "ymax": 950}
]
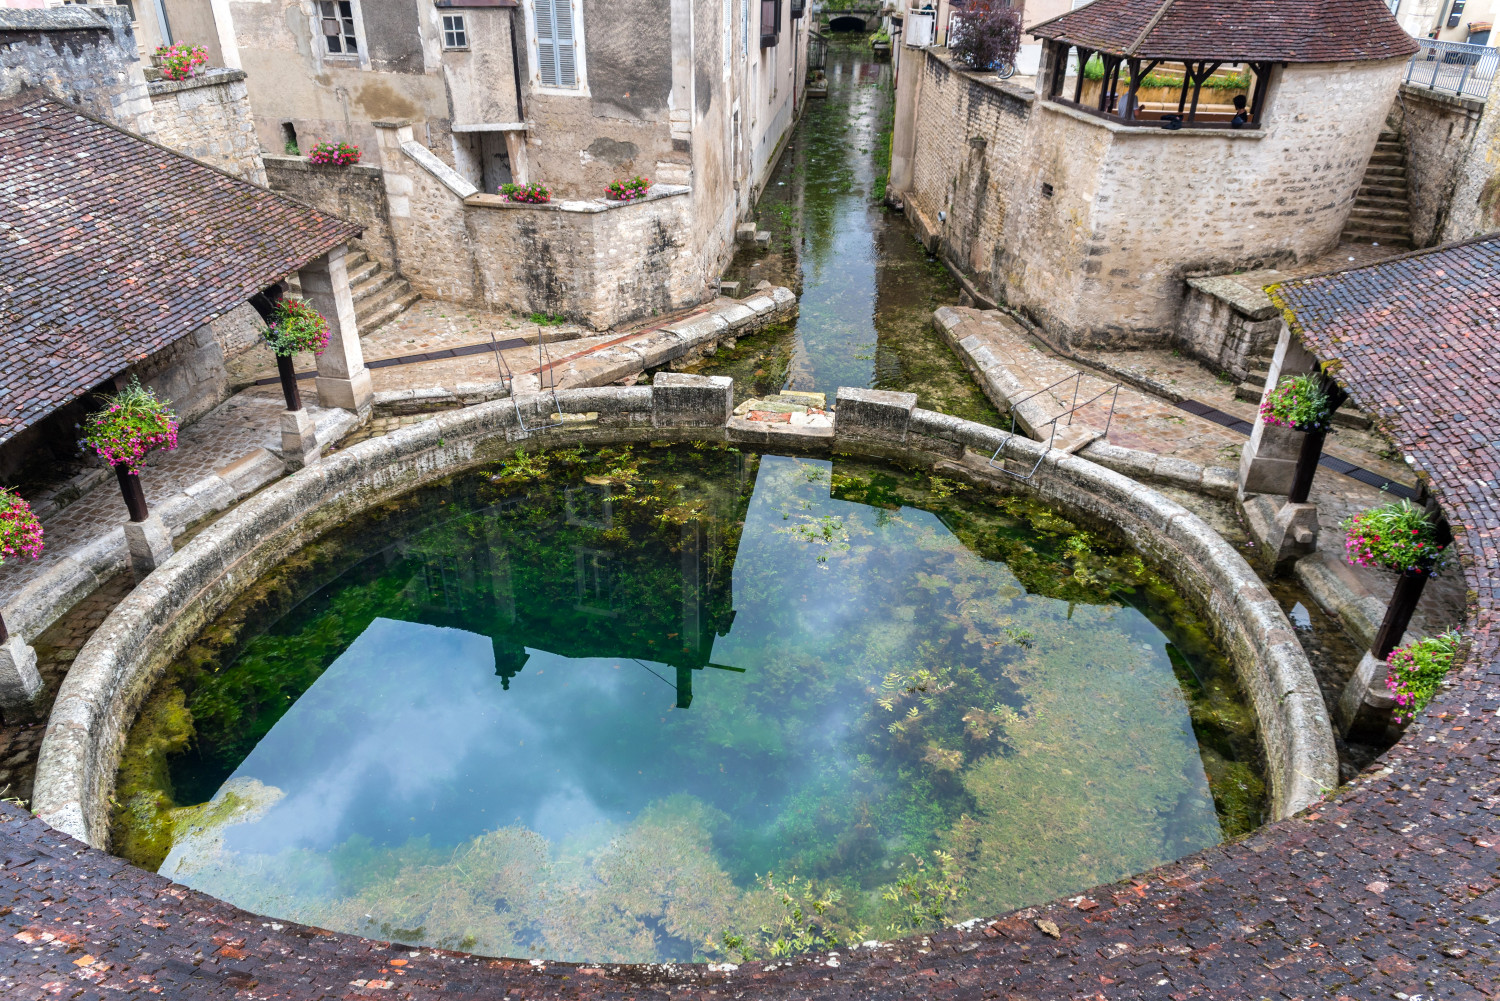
[
  {"xmin": 465, "ymin": 184, "xmax": 692, "ymax": 214},
  {"xmin": 262, "ymin": 154, "xmax": 384, "ymax": 180},
  {"xmin": 145, "ymin": 67, "xmax": 246, "ymax": 97},
  {"xmin": 1186, "ymin": 274, "xmax": 1279, "ymax": 320}
]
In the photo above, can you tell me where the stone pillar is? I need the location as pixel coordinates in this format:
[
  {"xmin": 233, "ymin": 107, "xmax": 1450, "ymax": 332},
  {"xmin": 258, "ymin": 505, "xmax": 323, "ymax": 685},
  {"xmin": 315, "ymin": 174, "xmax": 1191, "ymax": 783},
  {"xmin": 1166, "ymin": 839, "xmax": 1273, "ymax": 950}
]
[
  {"xmin": 504, "ymin": 131, "xmax": 529, "ymax": 186},
  {"xmin": 833, "ymin": 387, "xmax": 917, "ymax": 448},
  {"xmin": 281, "ymin": 408, "xmax": 321, "ymax": 470},
  {"xmin": 1339, "ymin": 568, "xmax": 1433, "ymax": 738},
  {"xmin": 1238, "ymin": 322, "xmax": 1320, "ymax": 498},
  {"xmin": 299, "ymin": 244, "xmax": 373, "ymax": 416},
  {"xmin": 0, "ymin": 612, "xmax": 42, "ymax": 721}
]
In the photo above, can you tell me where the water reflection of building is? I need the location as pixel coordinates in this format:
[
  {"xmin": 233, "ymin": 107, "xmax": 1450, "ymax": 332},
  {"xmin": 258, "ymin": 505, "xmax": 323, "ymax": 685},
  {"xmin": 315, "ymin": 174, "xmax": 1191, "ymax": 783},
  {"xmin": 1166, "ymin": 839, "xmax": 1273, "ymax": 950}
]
[{"xmin": 395, "ymin": 454, "xmax": 756, "ymax": 706}]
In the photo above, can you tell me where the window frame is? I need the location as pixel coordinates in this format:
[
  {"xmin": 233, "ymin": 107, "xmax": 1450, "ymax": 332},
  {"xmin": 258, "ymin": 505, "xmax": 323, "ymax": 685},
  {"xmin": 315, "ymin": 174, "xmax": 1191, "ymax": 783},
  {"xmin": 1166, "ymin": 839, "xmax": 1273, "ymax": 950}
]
[
  {"xmin": 441, "ymin": 12, "xmax": 469, "ymax": 50},
  {"xmin": 525, "ymin": 0, "xmax": 590, "ymax": 96},
  {"xmin": 316, "ymin": 0, "xmax": 364, "ymax": 60}
]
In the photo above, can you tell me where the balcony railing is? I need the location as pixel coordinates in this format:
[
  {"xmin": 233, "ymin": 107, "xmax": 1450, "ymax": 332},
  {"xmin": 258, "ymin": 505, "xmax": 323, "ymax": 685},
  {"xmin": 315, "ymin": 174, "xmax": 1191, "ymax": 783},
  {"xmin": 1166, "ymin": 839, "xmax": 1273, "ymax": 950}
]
[{"xmin": 1404, "ymin": 38, "xmax": 1497, "ymax": 101}]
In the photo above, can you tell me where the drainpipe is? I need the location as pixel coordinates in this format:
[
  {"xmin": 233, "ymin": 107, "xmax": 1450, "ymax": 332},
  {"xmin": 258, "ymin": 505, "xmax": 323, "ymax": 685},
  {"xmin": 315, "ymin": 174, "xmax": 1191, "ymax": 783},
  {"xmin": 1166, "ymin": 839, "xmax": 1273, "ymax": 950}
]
[{"xmin": 509, "ymin": 7, "xmax": 526, "ymax": 123}]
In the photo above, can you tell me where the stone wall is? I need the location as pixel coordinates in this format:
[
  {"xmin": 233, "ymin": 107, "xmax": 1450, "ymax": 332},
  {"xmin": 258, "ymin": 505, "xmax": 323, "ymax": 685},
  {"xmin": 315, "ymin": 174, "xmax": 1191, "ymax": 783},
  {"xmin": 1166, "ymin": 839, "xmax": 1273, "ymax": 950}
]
[
  {"xmin": 898, "ymin": 49, "xmax": 1408, "ymax": 349},
  {"xmin": 1395, "ymin": 84, "xmax": 1487, "ymax": 246},
  {"xmin": 264, "ymin": 156, "xmax": 400, "ymax": 274},
  {"xmin": 31, "ymin": 375, "xmax": 1330, "ymax": 850},
  {"xmin": 124, "ymin": 305, "xmax": 266, "ymax": 427},
  {"xmin": 147, "ymin": 69, "xmax": 267, "ymax": 186},
  {"xmin": 1441, "ymin": 79, "xmax": 1500, "ymax": 240},
  {"xmin": 1176, "ymin": 276, "xmax": 1283, "ymax": 380},
  {"xmin": 0, "ymin": 6, "xmax": 153, "ymax": 135}
]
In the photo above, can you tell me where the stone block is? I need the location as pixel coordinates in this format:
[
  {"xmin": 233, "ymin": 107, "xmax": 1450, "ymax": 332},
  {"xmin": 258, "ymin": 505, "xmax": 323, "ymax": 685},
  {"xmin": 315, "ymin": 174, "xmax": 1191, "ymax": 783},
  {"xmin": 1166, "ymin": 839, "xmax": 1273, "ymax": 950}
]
[
  {"xmin": 652, "ymin": 373, "xmax": 733, "ymax": 428},
  {"xmin": 1338, "ymin": 649, "xmax": 1396, "ymax": 740},
  {"xmin": 123, "ymin": 513, "xmax": 174, "ymax": 582},
  {"xmin": 834, "ymin": 387, "xmax": 917, "ymax": 445},
  {"xmin": 736, "ymin": 222, "xmax": 757, "ymax": 242},
  {"xmin": 0, "ymin": 635, "xmax": 42, "ymax": 718},
  {"xmin": 280, "ymin": 408, "xmax": 320, "ymax": 470}
]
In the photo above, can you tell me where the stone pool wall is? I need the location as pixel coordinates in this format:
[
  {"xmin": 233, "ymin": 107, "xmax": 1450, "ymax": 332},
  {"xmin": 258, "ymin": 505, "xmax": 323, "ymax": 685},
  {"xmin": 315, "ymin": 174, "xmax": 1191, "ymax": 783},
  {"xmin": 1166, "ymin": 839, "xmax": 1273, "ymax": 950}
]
[{"xmin": 32, "ymin": 375, "xmax": 1331, "ymax": 848}]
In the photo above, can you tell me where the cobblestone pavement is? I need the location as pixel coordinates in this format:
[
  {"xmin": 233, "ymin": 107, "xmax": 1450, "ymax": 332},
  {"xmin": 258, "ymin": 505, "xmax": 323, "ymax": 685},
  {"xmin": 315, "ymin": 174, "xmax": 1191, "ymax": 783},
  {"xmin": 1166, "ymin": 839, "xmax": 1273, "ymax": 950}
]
[{"xmin": 0, "ymin": 388, "xmax": 354, "ymax": 609}]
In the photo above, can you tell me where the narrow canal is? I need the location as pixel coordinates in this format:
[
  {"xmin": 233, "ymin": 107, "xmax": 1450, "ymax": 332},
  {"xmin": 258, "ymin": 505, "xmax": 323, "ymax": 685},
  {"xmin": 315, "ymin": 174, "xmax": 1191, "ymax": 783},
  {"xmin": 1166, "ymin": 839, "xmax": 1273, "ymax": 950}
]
[{"xmin": 697, "ymin": 39, "xmax": 999, "ymax": 423}]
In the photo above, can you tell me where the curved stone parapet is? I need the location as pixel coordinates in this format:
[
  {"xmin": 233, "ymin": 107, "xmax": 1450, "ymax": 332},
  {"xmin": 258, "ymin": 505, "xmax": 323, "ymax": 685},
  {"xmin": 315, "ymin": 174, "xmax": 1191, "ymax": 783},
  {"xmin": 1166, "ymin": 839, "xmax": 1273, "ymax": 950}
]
[{"xmin": 32, "ymin": 375, "xmax": 1331, "ymax": 850}]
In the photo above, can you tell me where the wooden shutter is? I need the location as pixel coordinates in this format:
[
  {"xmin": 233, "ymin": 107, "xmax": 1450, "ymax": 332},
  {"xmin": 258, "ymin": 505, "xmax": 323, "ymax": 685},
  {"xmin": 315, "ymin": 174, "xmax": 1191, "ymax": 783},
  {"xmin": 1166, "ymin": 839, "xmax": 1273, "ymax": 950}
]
[{"xmin": 535, "ymin": 0, "xmax": 576, "ymax": 88}]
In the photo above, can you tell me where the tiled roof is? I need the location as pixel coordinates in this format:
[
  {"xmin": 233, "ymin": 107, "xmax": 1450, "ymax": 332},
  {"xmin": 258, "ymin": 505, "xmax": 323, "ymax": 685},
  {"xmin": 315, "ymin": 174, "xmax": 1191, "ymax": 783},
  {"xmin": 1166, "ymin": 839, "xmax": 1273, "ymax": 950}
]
[
  {"xmin": 1267, "ymin": 238, "xmax": 1500, "ymax": 475},
  {"xmin": 0, "ymin": 92, "xmax": 359, "ymax": 447},
  {"xmin": 1029, "ymin": 0, "xmax": 1420, "ymax": 63}
]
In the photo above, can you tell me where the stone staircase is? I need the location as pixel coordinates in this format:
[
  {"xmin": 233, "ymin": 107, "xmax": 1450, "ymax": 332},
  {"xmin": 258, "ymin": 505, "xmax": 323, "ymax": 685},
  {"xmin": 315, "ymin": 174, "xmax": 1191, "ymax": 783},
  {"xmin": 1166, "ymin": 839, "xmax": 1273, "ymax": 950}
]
[
  {"xmin": 287, "ymin": 243, "xmax": 420, "ymax": 332},
  {"xmin": 1342, "ymin": 128, "xmax": 1413, "ymax": 248}
]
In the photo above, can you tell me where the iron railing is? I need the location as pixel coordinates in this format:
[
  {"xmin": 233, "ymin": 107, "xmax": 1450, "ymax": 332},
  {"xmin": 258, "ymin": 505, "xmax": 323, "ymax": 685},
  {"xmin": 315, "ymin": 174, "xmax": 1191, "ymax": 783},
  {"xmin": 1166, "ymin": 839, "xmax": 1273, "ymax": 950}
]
[{"xmin": 1404, "ymin": 38, "xmax": 1497, "ymax": 102}]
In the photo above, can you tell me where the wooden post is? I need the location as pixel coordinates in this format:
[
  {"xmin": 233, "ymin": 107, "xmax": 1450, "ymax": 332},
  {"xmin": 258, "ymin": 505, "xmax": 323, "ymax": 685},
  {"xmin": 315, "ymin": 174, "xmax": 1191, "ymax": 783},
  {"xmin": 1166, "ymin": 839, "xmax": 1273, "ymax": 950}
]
[
  {"xmin": 115, "ymin": 464, "xmax": 149, "ymax": 523},
  {"xmin": 276, "ymin": 354, "xmax": 303, "ymax": 412},
  {"xmin": 1073, "ymin": 47, "xmax": 1090, "ymax": 103},
  {"xmin": 1188, "ymin": 61, "xmax": 1221, "ymax": 121},
  {"xmin": 1178, "ymin": 61, "xmax": 1192, "ymax": 114},
  {"xmin": 1249, "ymin": 62, "xmax": 1272, "ymax": 125},
  {"xmin": 1286, "ymin": 379, "xmax": 1347, "ymax": 504},
  {"xmin": 1371, "ymin": 570, "xmax": 1430, "ymax": 661}
]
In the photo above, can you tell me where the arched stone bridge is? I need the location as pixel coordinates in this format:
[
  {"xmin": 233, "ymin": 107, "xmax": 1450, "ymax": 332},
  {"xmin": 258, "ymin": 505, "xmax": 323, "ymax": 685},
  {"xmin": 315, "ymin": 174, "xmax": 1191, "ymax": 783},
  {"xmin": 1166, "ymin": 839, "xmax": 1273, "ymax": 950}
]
[{"xmin": 820, "ymin": 6, "xmax": 882, "ymax": 32}]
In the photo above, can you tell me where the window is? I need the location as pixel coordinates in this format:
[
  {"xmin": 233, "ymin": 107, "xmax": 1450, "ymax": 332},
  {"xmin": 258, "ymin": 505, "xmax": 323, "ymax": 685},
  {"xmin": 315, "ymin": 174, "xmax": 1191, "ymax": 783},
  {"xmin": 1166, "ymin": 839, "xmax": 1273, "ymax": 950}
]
[
  {"xmin": 319, "ymin": 0, "xmax": 359, "ymax": 55},
  {"xmin": 442, "ymin": 13, "xmax": 468, "ymax": 49},
  {"xmin": 760, "ymin": 0, "xmax": 779, "ymax": 48},
  {"xmin": 534, "ymin": 0, "xmax": 579, "ymax": 88},
  {"xmin": 723, "ymin": 0, "xmax": 732, "ymax": 71},
  {"xmin": 741, "ymin": 0, "xmax": 749, "ymax": 56}
]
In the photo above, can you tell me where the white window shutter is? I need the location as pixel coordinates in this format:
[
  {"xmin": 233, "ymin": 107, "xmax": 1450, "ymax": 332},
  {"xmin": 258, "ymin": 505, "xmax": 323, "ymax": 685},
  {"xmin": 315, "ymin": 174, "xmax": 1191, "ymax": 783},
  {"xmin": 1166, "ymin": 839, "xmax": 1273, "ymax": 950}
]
[
  {"xmin": 535, "ymin": 0, "xmax": 559, "ymax": 86},
  {"xmin": 554, "ymin": 0, "xmax": 576, "ymax": 87}
]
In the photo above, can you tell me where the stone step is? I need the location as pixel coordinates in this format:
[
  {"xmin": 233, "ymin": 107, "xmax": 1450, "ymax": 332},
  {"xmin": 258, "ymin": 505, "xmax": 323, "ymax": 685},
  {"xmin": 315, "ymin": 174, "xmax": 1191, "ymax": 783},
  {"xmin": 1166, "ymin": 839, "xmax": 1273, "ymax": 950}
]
[
  {"xmin": 357, "ymin": 290, "xmax": 421, "ymax": 333},
  {"xmin": 1378, "ymin": 129, "xmax": 1400, "ymax": 142},
  {"xmin": 346, "ymin": 258, "xmax": 379, "ymax": 288},
  {"xmin": 1342, "ymin": 227, "xmax": 1411, "ymax": 246},
  {"xmin": 1357, "ymin": 183, "xmax": 1408, "ymax": 201},
  {"xmin": 1364, "ymin": 163, "xmax": 1407, "ymax": 178},
  {"xmin": 1353, "ymin": 194, "xmax": 1410, "ymax": 212},
  {"xmin": 1368, "ymin": 150, "xmax": 1406, "ymax": 166},
  {"xmin": 1373, "ymin": 140, "xmax": 1404, "ymax": 154},
  {"xmin": 355, "ymin": 276, "xmax": 412, "ymax": 321},
  {"xmin": 351, "ymin": 269, "xmax": 396, "ymax": 304},
  {"xmin": 1347, "ymin": 205, "xmax": 1411, "ymax": 223},
  {"xmin": 1343, "ymin": 217, "xmax": 1412, "ymax": 237},
  {"xmin": 344, "ymin": 249, "xmax": 370, "ymax": 272},
  {"xmin": 1235, "ymin": 379, "xmax": 1265, "ymax": 404}
]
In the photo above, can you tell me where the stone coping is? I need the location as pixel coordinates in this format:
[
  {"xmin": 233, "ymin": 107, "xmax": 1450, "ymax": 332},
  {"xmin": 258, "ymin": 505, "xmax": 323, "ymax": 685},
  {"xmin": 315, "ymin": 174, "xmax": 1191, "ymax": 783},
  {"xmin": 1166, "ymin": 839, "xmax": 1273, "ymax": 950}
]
[
  {"xmin": 32, "ymin": 376, "xmax": 1332, "ymax": 854},
  {"xmin": 145, "ymin": 67, "xmax": 246, "ymax": 97},
  {"xmin": 466, "ymin": 184, "xmax": 691, "ymax": 214},
  {"xmin": 261, "ymin": 153, "xmax": 384, "ymax": 179},
  {"xmin": 1185, "ymin": 274, "xmax": 1280, "ymax": 319}
]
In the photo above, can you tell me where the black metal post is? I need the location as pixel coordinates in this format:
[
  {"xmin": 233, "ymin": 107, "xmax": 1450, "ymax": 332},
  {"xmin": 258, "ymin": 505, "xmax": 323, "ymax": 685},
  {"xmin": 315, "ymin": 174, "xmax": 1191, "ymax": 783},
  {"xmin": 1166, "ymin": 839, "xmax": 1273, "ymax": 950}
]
[
  {"xmin": 277, "ymin": 354, "xmax": 303, "ymax": 412},
  {"xmin": 115, "ymin": 464, "xmax": 149, "ymax": 523},
  {"xmin": 1371, "ymin": 569, "xmax": 1430, "ymax": 661}
]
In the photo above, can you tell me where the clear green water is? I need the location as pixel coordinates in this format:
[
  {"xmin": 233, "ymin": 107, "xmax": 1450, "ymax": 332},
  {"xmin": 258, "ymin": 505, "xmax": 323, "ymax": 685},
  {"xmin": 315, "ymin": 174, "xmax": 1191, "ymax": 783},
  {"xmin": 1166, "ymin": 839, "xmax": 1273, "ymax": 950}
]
[{"xmin": 114, "ymin": 444, "xmax": 1264, "ymax": 964}]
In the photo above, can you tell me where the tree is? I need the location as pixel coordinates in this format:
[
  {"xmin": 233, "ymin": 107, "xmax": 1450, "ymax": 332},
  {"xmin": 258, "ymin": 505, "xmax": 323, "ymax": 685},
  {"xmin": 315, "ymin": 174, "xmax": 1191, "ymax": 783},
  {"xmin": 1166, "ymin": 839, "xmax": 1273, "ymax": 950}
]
[{"xmin": 948, "ymin": 6, "xmax": 1022, "ymax": 72}]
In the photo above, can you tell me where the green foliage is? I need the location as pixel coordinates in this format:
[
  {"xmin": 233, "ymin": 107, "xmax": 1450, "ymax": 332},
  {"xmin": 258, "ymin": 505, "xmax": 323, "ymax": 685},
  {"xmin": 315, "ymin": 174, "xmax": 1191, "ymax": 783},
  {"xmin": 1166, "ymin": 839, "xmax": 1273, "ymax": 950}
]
[
  {"xmin": 1343, "ymin": 499, "xmax": 1446, "ymax": 573},
  {"xmin": 1259, "ymin": 374, "xmax": 1330, "ymax": 430},
  {"xmin": 1082, "ymin": 55, "xmax": 1249, "ymax": 91},
  {"xmin": 882, "ymin": 851, "xmax": 968, "ymax": 934},
  {"xmin": 527, "ymin": 312, "xmax": 567, "ymax": 325},
  {"xmin": 1387, "ymin": 630, "xmax": 1462, "ymax": 723}
]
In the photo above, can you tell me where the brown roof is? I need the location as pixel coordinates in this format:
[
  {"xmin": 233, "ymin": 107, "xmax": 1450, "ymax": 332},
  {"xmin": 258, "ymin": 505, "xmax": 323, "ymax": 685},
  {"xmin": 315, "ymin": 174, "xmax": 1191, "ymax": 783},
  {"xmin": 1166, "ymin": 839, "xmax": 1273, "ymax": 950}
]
[
  {"xmin": 0, "ymin": 92, "xmax": 359, "ymax": 447},
  {"xmin": 1029, "ymin": 0, "xmax": 1420, "ymax": 63},
  {"xmin": 1266, "ymin": 237, "xmax": 1500, "ymax": 456}
]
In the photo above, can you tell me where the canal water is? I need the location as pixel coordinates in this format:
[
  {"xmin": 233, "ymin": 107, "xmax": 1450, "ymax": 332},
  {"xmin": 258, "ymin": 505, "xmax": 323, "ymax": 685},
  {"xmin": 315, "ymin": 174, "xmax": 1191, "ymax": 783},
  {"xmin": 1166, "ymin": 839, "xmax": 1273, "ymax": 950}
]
[{"xmin": 695, "ymin": 40, "xmax": 998, "ymax": 423}]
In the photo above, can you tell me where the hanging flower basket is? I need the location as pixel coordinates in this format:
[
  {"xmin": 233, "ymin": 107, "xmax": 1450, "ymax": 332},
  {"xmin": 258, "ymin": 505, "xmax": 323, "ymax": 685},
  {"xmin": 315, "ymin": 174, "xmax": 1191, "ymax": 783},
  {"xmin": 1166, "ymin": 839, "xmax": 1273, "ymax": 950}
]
[
  {"xmin": 500, "ymin": 182, "xmax": 551, "ymax": 204},
  {"xmin": 0, "ymin": 488, "xmax": 44, "ymax": 565},
  {"xmin": 82, "ymin": 378, "xmax": 180, "ymax": 476},
  {"xmin": 1342, "ymin": 499, "xmax": 1446, "ymax": 575},
  {"xmin": 308, "ymin": 141, "xmax": 362, "ymax": 166},
  {"xmin": 153, "ymin": 43, "xmax": 208, "ymax": 82},
  {"xmin": 263, "ymin": 297, "xmax": 331, "ymax": 356},
  {"xmin": 1259, "ymin": 374, "xmax": 1331, "ymax": 432},
  {"xmin": 604, "ymin": 175, "xmax": 651, "ymax": 202},
  {"xmin": 1385, "ymin": 630, "xmax": 1461, "ymax": 724}
]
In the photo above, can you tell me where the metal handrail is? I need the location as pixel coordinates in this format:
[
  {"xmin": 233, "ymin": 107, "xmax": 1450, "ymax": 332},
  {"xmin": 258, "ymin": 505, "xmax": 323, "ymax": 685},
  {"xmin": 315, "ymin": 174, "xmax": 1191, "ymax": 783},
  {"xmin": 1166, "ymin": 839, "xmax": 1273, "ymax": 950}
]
[
  {"xmin": 1404, "ymin": 38, "xmax": 1497, "ymax": 102},
  {"xmin": 988, "ymin": 378, "xmax": 1121, "ymax": 482},
  {"xmin": 492, "ymin": 327, "xmax": 565, "ymax": 431}
]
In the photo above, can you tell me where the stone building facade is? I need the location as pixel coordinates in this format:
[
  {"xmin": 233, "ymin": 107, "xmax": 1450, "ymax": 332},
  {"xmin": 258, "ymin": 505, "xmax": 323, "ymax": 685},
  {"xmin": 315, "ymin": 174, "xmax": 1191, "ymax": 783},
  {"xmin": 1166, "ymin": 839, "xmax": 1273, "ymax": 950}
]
[
  {"xmin": 0, "ymin": 6, "xmax": 154, "ymax": 133},
  {"xmin": 1397, "ymin": 75, "xmax": 1500, "ymax": 243},
  {"xmin": 889, "ymin": 0, "xmax": 1417, "ymax": 350}
]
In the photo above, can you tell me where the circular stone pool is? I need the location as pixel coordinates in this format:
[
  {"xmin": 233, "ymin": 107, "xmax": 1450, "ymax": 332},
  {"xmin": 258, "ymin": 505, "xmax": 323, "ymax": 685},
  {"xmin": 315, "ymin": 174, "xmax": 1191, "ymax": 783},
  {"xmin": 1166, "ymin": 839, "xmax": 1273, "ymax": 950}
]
[{"xmin": 112, "ymin": 444, "xmax": 1264, "ymax": 963}]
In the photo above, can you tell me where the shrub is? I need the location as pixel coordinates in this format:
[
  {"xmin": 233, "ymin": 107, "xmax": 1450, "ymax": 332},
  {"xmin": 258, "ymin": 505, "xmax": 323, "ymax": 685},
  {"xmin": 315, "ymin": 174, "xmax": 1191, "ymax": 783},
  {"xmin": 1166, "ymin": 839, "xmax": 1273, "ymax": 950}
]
[
  {"xmin": 0, "ymin": 488, "xmax": 43, "ymax": 564},
  {"xmin": 82, "ymin": 377, "xmax": 179, "ymax": 475},
  {"xmin": 154, "ymin": 43, "xmax": 207, "ymax": 81},
  {"xmin": 948, "ymin": 7, "xmax": 1021, "ymax": 72},
  {"xmin": 263, "ymin": 298, "xmax": 331, "ymax": 356},
  {"xmin": 308, "ymin": 141, "xmax": 361, "ymax": 166},
  {"xmin": 500, "ymin": 182, "xmax": 551, "ymax": 204},
  {"xmin": 1386, "ymin": 631, "xmax": 1461, "ymax": 724},
  {"xmin": 1343, "ymin": 499, "xmax": 1446, "ymax": 574},
  {"xmin": 1259, "ymin": 374, "xmax": 1331, "ymax": 431},
  {"xmin": 604, "ymin": 176, "xmax": 651, "ymax": 201}
]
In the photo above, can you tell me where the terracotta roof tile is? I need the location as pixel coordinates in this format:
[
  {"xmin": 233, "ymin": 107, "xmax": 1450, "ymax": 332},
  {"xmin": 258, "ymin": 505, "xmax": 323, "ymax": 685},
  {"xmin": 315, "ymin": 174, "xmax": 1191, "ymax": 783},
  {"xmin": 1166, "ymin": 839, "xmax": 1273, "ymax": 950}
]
[
  {"xmin": 1030, "ymin": 0, "xmax": 1420, "ymax": 63},
  {"xmin": 0, "ymin": 92, "xmax": 359, "ymax": 446}
]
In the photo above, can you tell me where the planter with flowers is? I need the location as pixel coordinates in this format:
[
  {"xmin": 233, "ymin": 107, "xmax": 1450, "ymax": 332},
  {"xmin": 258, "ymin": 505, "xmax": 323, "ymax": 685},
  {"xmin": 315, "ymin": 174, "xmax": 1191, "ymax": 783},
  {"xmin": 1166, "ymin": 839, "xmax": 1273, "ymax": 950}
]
[
  {"xmin": 0, "ymin": 486, "xmax": 44, "ymax": 706},
  {"xmin": 83, "ymin": 378, "xmax": 179, "ymax": 521},
  {"xmin": 308, "ymin": 141, "xmax": 362, "ymax": 167},
  {"xmin": 1343, "ymin": 499, "xmax": 1446, "ymax": 577},
  {"xmin": 604, "ymin": 175, "xmax": 651, "ymax": 202},
  {"xmin": 1259, "ymin": 373, "xmax": 1331, "ymax": 432},
  {"xmin": 263, "ymin": 298, "xmax": 330, "ymax": 413},
  {"xmin": 1386, "ymin": 630, "xmax": 1461, "ymax": 724},
  {"xmin": 500, "ymin": 182, "xmax": 551, "ymax": 204},
  {"xmin": 153, "ymin": 43, "xmax": 208, "ymax": 81}
]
